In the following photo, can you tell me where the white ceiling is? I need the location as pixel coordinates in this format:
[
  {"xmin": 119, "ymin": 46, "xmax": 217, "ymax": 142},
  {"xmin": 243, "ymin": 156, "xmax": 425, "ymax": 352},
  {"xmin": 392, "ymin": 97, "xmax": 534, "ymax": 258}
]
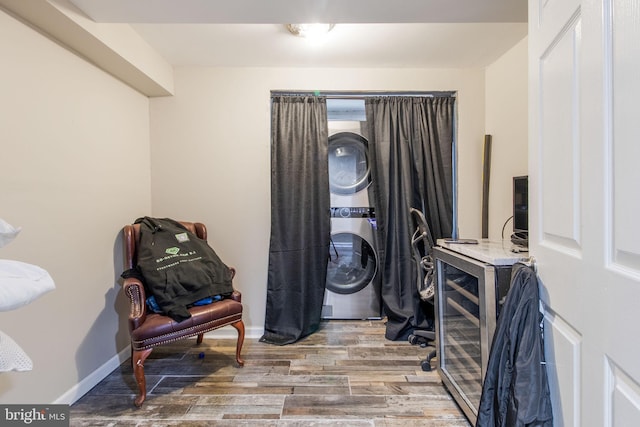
[{"xmin": 68, "ymin": 0, "xmax": 529, "ymax": 68}]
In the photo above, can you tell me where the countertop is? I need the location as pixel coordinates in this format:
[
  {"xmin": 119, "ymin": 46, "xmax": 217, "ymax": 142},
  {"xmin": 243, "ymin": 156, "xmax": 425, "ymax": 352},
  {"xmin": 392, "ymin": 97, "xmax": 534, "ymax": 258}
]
[{"xmin": 435, "ymin": 239, "xmax": 528, "ymax": 266}]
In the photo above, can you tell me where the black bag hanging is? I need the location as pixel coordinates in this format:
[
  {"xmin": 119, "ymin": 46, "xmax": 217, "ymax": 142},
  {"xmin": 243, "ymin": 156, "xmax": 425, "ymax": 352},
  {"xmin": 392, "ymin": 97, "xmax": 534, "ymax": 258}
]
[{"xmin": 132, "ymin": 217, "xmax": 234, "ymax": 322}]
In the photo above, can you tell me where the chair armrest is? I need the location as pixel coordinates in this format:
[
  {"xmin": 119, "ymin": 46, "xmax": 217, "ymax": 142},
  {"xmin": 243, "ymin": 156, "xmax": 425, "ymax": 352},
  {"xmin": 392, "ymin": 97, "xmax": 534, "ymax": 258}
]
[
  {"xmin": 230, "ymin": 290, "xmax": 242, "ymax": 303},
  {"xmin": 122, "ymin": 277, "xmax": 147, "ymax": 331},
  {"xmin": 228, "ymin": 267, "xmax": 241, "ymax": 302}
]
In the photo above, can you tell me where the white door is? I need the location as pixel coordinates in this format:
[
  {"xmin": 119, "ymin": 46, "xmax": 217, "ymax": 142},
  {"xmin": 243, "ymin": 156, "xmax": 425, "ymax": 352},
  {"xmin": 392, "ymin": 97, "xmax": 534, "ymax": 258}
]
[{"xmin": 529, "ymin": 0, "xmax": 640, "ymax": 425}]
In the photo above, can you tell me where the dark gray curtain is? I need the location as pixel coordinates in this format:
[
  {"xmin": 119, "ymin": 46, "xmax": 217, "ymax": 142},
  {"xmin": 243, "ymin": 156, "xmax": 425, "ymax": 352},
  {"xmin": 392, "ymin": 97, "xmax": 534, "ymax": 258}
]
[
  {"xmin": 365, "ymin": 96, "xmax": 455, "ymax": 341},
  {"xmin": 260, "ymin": 95, "xmax": 331, "ymax": 345}
]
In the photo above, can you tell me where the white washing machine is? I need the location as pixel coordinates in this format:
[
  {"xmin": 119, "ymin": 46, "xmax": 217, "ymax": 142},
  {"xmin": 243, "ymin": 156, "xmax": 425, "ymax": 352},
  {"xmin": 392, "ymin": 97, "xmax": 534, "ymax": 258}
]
[{"xmin": 322, "ymin": 207, "xmax": 382, "ymax": 319}]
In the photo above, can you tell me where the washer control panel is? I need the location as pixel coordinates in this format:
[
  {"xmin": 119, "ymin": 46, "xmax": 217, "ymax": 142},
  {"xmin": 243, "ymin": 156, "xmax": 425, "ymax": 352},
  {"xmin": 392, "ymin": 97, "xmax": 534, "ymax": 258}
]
[{"xmin": 330, "ymin": 207, "xmax": 375, "ymax": 218}]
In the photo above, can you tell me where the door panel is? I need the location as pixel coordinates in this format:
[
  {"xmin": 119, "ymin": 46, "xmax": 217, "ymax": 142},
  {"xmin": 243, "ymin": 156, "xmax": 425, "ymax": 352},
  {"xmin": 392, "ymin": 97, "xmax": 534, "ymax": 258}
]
[
  {"xmin": 611, "ymin": 0, "xmax": 640, "ymax": 272},
  {"xmin": 543, "ymin": 310, "xmax": 581, "ymax": 427},
  {"xmin": 530, "ymin": 0, "xmax": 640, "ymax": 425},
  {"xmin": 605, "ymin": 361, "xmax": 640, "ymax": 425},
  {"xmin": 539, "ymin": 15, "xmax": 581, "ymax": 251}
]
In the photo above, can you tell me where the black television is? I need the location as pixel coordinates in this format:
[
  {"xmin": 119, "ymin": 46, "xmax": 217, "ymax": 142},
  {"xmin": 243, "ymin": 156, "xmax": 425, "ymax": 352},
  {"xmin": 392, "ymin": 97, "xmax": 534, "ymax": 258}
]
[{"xmin": 512, "ymin": 176, "xmax": 528, "ymax": 247}]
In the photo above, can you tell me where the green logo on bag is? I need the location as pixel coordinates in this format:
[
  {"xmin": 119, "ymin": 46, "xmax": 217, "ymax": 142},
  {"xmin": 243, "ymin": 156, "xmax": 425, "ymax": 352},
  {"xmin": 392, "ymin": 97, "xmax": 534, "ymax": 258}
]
[{"xmin": 165, "ymin": 247, "xmax": 180, "ymax": 255}]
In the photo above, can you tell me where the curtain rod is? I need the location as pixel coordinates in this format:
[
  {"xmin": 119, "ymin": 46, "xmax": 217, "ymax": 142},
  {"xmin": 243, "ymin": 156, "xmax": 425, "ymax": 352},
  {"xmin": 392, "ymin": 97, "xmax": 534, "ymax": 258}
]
[{"xmin": 271, "ymin": 90, "xmax": 456, "ymax": 98}]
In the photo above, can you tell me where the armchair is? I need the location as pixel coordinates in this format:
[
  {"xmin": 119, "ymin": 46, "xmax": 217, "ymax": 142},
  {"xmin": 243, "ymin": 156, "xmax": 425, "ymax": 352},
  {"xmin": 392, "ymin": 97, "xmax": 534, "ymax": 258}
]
[{"xmin": 121, "ymin": 220, "xmax": 245, "ymax": 407}]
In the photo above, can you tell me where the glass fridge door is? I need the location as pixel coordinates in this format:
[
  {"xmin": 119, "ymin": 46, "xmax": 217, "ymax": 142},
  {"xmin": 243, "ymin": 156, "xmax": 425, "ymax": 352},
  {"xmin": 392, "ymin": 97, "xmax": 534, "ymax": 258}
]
[{"xmin": 434, "ymin": 247, "xmax": 497, "ymax": 424}]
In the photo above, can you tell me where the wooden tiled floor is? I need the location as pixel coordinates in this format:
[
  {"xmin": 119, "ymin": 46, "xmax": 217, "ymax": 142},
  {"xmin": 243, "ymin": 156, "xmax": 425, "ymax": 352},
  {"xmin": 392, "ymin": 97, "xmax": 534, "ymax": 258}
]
[{"xmin": 70, "ymin": 319, "xmax": 471, "ymax": 426}]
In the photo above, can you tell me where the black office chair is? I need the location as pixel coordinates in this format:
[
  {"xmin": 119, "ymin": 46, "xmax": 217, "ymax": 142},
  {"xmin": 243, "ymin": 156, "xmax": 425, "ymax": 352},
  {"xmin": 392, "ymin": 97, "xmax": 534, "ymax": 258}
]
[{"xmin": 407, "ymin": 208, "xmax": 437, "ymax": 371}]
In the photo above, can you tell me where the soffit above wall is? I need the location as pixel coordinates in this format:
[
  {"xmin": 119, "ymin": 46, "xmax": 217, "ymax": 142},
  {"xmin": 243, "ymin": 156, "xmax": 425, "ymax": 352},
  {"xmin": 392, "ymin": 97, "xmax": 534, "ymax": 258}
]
[{"xmin": 0, "ymin": 0, "xmax": 174, "ymax": 97}]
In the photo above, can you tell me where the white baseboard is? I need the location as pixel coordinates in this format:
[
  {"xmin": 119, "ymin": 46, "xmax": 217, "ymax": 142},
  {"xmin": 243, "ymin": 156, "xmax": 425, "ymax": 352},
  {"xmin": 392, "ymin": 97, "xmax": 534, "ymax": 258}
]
[
  {"xmin": 54, "ymin": 325, "xmax": 264, "ymax": 405},
  {"xmin": 203, "ymin": 325, "xmax": 264, "ymax": 339},
  {"xmin": 54, "ymin": 346, "xmax": 131, "ymax": 405}
]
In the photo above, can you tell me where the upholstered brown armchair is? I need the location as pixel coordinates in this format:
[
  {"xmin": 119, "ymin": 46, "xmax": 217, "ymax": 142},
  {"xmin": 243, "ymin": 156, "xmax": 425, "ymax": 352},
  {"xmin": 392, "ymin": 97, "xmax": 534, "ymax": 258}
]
[{"xmin": 121, "ymin": 220, "xmax": 245, "ymax": 407}]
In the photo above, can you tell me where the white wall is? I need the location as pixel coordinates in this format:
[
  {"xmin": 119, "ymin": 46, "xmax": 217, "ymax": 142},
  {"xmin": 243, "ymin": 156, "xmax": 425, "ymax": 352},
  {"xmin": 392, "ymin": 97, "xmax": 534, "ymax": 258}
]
[
  {"xmin": 485, "ymin": 37, "xmax": 529, "ymax": 241},
  {"xmin": 0, "ymin": 9, "xmax": 151, "ymax": 404},
  {"xmin": 149, "ymin": 67, "xmax": 487, "ymax": 335}
]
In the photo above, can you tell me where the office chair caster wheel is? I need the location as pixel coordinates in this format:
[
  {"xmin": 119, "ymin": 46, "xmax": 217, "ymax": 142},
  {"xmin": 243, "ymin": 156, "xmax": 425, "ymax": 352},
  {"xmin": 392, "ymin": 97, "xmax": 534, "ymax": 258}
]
[
  {"xmin": 408, "ymin": 334, "xmax": 419, "ymax": 345},
  {"xmin": 421, "ymin": 360, "xmax": 432, "ymax": 372}
]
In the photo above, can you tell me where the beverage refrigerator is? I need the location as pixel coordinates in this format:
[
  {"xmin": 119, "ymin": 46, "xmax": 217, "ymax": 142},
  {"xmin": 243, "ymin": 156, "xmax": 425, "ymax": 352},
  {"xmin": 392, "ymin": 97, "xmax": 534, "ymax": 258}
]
[{"xmin": 432, "ymin": 241, "xmax": 524, "ymax": 424}]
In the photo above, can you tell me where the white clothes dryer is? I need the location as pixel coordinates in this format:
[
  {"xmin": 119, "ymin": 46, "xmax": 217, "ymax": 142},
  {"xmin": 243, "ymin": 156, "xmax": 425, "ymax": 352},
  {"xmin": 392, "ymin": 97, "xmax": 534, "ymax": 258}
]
[{"xmin": 328, "ymin": 121, "xmax": 372, "ymax": 208}]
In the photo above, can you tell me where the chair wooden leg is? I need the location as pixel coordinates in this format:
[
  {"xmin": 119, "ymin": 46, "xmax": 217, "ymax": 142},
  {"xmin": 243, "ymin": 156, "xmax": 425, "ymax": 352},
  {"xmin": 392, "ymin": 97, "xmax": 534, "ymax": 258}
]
[
  {"xmin": 196, "ymin": 333, "xmax": 204, "ymax": 345},
  {"xmin": 132, "ymin": 348, "xmax": 153, "ymax": 407},
  {"xmin": 232, "ymin": 320, "xmax": 245, "ymax": 366}
]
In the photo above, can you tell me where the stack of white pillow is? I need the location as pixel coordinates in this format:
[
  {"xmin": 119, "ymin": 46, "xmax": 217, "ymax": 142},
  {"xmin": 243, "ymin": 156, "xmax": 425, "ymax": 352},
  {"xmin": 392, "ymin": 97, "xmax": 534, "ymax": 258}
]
[{"xmin": 0, "ymin": 218, "xmax": 55, "ymax": 372}]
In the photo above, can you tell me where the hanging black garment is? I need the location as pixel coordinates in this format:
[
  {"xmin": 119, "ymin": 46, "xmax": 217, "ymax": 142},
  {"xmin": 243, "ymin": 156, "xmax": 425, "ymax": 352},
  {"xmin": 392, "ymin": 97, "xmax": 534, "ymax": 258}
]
[
  {"xmin": 476, "ymin": 263, "xmax": 553, "ymax": 427},
  {"xmin": 260, "ymin": 96, "xmax": 331, "ymax": 345},
  {"xmin": 129, "ymin": 217, "xmax": 234, "ymax": 322}
]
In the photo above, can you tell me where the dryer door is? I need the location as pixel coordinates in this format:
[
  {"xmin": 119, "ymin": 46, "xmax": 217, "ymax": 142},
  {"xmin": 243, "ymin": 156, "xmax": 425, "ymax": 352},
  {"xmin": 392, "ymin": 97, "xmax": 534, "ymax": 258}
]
[
  {"xmin": 328, "ymin": 132, "xmax": 371, "ymax": 195},
  {"xmin": 326, "ymin": 232, "xmax": 377, "ymax": 294}
]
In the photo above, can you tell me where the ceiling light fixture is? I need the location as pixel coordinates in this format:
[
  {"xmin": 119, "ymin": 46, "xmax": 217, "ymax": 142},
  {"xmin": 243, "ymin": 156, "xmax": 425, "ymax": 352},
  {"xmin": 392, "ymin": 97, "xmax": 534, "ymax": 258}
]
[{"xmin": 286, "ymin": 23, "xmax": 335, "ymax": 39}]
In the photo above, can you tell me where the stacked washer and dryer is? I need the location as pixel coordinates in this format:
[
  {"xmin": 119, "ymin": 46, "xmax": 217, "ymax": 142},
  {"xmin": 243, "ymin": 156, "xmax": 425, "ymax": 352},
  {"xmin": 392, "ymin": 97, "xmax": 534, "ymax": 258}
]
[{"xmin": 322, "ymin": 111, "xmax": 382, "ymax": 320}]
